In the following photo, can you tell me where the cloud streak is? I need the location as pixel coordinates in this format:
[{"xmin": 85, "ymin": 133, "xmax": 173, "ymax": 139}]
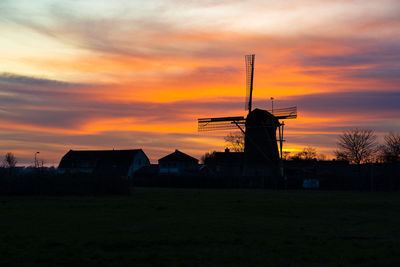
[{"xmin": 1, "ymin": 73, "xmax": 399, "ymax": 133}]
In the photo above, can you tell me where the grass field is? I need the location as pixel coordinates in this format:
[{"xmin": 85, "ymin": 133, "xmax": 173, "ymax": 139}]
[{"xmin": 1, "ymin": 188, "xmax": 400, "ymax": 266}]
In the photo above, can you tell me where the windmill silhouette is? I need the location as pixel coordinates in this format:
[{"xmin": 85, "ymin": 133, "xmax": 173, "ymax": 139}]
[{"xmin": 198, "ymin": 54, "xmax": 297, "ymax": 175}]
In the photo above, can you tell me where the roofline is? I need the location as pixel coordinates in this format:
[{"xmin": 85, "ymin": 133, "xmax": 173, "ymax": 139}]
[
  {"xmin": 68, "ymin": 149, "xmax": 143, "ymax": 152},
  {"xmin": 158, "ymin": 149, "xmax": 198, "ymax": 162}
]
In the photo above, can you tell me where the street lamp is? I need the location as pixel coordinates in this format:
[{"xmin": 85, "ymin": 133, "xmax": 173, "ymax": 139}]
[
  {"xmin": 35, "ymin": 152, "xmax": 40, "ymax": 168},
  {"xmin": 270, "ymin": 97, "xmax": 274, "ymax": 114}
]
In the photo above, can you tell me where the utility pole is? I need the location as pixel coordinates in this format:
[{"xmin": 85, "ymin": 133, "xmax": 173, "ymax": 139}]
[{"xmin": 34, "ymin": 151, "xmax": 40, "ymax": 168}]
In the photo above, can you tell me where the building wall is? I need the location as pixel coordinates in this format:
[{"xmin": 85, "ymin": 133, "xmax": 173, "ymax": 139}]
[
  {"xmin": 128, "ymin": 150, "xmax": 150, "ymax": 177},
  {"xmin": 159, "ymin": 162, "xmax": 179, "ymax": 175},
  {"xmin": 159, "ymin": 161, "xmax": 198, "ymax": 175},
  {"xmin": 58, "ymin": 167, "xmax": 94, "ymax": 174},
  {"xmin": 58, "ymin": 150, "xmax": 150, "ymax": 177}
]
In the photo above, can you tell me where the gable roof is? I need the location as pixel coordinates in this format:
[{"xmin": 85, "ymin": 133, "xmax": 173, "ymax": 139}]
[
  {"xmin": 158, "ymin": 149, "xmax": 198, "ymax": 163},
  {"xmin": 58, "ymin": 149, "xmax": 144, "ymax": 169}
]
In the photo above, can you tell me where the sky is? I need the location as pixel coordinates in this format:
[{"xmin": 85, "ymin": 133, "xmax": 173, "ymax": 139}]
[{"xmin": 0, "ymin": 0, "xmax": 399, "ymax": 165}]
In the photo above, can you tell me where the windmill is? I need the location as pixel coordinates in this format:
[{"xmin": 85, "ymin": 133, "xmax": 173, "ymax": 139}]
[{"xmin": 198, "ymin": 54, "xmax": 297, "ymax": 175}]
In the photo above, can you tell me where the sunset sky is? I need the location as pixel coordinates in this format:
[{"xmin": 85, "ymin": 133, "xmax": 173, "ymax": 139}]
[{"xmin": 1, "ymin": 0, "xmax": 399, "ymax": 165}]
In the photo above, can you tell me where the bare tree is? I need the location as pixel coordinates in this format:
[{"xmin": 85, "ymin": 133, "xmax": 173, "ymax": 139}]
[
  {"xmin": 201, "ymin": 151, "xmax": 216, "ymax": 164},
  {"xmin": 291, "ymin": 146, "xmax": 318, "ymax": 160},
  {"xmin": 224, "ymin": 132, "xmax": 245, "ymax": 152},
  {"xmin": 379, "ymin": 132, "xmax": 400, "ymax": 163},
  {"xmin": 301, "ymin": 146, "xmax": 317, "ymax": 160},
  {"xmin": 335, "ymin": 129, "xmax": 377, "ymax": 164},
  {"xmin": 317, "ymin": 153, "xmax": 327, "ymax": 161},
  {"xmin": 3, "ymin": 152, "xmax": 17, "ymax": 168},
  {"xmin": 282, "ymin": 151, "xmax": 291, "ymax": 160}
]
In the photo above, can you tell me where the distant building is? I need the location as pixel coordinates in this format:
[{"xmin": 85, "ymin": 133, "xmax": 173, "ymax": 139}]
[
  {"xmin": 202, "ymin": 148, "xmax": 244, "ymax": 177},
  {"xmin": 202, "ymin": 148, "xmax": 278, "ymax": 177},
  {"xmin": 58, "ymin": 149, "xmax": 150, "ymax": 178},
  {"xmin": 158, "ymin": 149, "xmax": 199, "ymax": 176}
]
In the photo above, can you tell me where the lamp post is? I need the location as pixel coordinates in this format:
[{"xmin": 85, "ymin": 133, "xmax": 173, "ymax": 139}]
[
  {"xmin": 270, "ymin": 97, "xmax": 274, "ymax": 114},
  {"xmin": 35, "ymin": 152, "xmax": 40, "ymax": 168}
]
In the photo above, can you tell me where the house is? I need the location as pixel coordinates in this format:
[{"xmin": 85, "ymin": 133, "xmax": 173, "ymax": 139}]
[
  {"xmin": 158, "ymin": 149, "xmax": 199, "ymax": 175},
  {"xmin": 58, "ymin": 149, "xmax": 150, "ymax": 178}
]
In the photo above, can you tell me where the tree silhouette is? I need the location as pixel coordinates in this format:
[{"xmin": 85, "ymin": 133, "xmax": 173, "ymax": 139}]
[
  {"xmin": 335, "ymin": 129, "xmax": 377, "ymax": 164},
  {"xmin": 224, "ymin": 132, "xmax": 244, "ymax": 152},
  {"xmin": 282, "ymin": 151, "xmax": 291, "ymax": 160},
  {"xmin": 379, "ymin": 132, "xmax": 400, "ymax": 163},
  {"xmin": 201, "ymin": 151, "xmax": 216, "ymax": 164},
  {"xmin": 3, "ymin": 152, "xmax": 17, "ymax": 168},
  {"xmin": 292, "ymin": 146, "xmax": 318, "ymax": 160}
]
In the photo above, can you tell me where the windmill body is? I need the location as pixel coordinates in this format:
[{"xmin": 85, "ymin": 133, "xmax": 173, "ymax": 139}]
[
  {"xmin": 198, "ymin": 54, "xmax": 297, "ymax": 177},
  {"xmin": 244, "ymin": 108, "xmax": 280, "ymax": 164}
]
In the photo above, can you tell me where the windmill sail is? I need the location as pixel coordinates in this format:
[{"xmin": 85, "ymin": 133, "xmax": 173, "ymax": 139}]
[
  {"xmin": 245, "ymin": 54, "xmax": 255, "ymax": 114},
  {"xmin": 268, "ymin": 106, "xmax": 297, "ymax": 120},
  {"xmin": 198, "ymin": 116, "xmax": 245, "ymax": 132}
]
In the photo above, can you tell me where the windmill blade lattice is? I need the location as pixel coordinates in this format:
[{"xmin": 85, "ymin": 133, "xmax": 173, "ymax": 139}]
[
  {"xmin": 245, "ymin": 54, "xmax": 255, "ymax": 113},
  {"xmin": 198, "ymin": 116, "xmax": 245, "ymax": 132},
  {"xmin": 268, "ymin": 106, "xmax": 297, "ymax": 120}
]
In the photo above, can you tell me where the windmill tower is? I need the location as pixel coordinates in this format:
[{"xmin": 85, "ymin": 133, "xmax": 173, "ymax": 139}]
[{"xmin": 198, "ymin": 54, "xmax": 297, "ymax": 176}]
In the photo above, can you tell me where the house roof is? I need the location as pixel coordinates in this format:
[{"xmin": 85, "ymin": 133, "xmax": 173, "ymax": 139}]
[
  {"xmin": 58, "ymin": 149, "xmax": 144, "ymax": 169},
  {"xmin": 158, "ymin": 149, "xmax": 198, "ymax": 163}
]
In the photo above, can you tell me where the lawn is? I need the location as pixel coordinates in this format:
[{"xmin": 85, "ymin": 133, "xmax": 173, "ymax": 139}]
[{"xmin": 1, "ymin": 188, "xmax": 400, "ymax": 266}]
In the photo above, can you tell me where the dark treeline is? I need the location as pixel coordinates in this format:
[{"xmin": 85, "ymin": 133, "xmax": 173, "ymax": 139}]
[
  {"xmin": 134, "ymin": 161, "xmax": 400, "ymax": 191},
  {"xmin": 0, "ymin": 169, "xmax": 129, "ymax": 196},
  {"xmin": 0, "ymin": 162, "xmax": 399, "ymax": 195},
  {"xmin": 284, "ymin": 161, "xmax": 400, "ymax": 191}
]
